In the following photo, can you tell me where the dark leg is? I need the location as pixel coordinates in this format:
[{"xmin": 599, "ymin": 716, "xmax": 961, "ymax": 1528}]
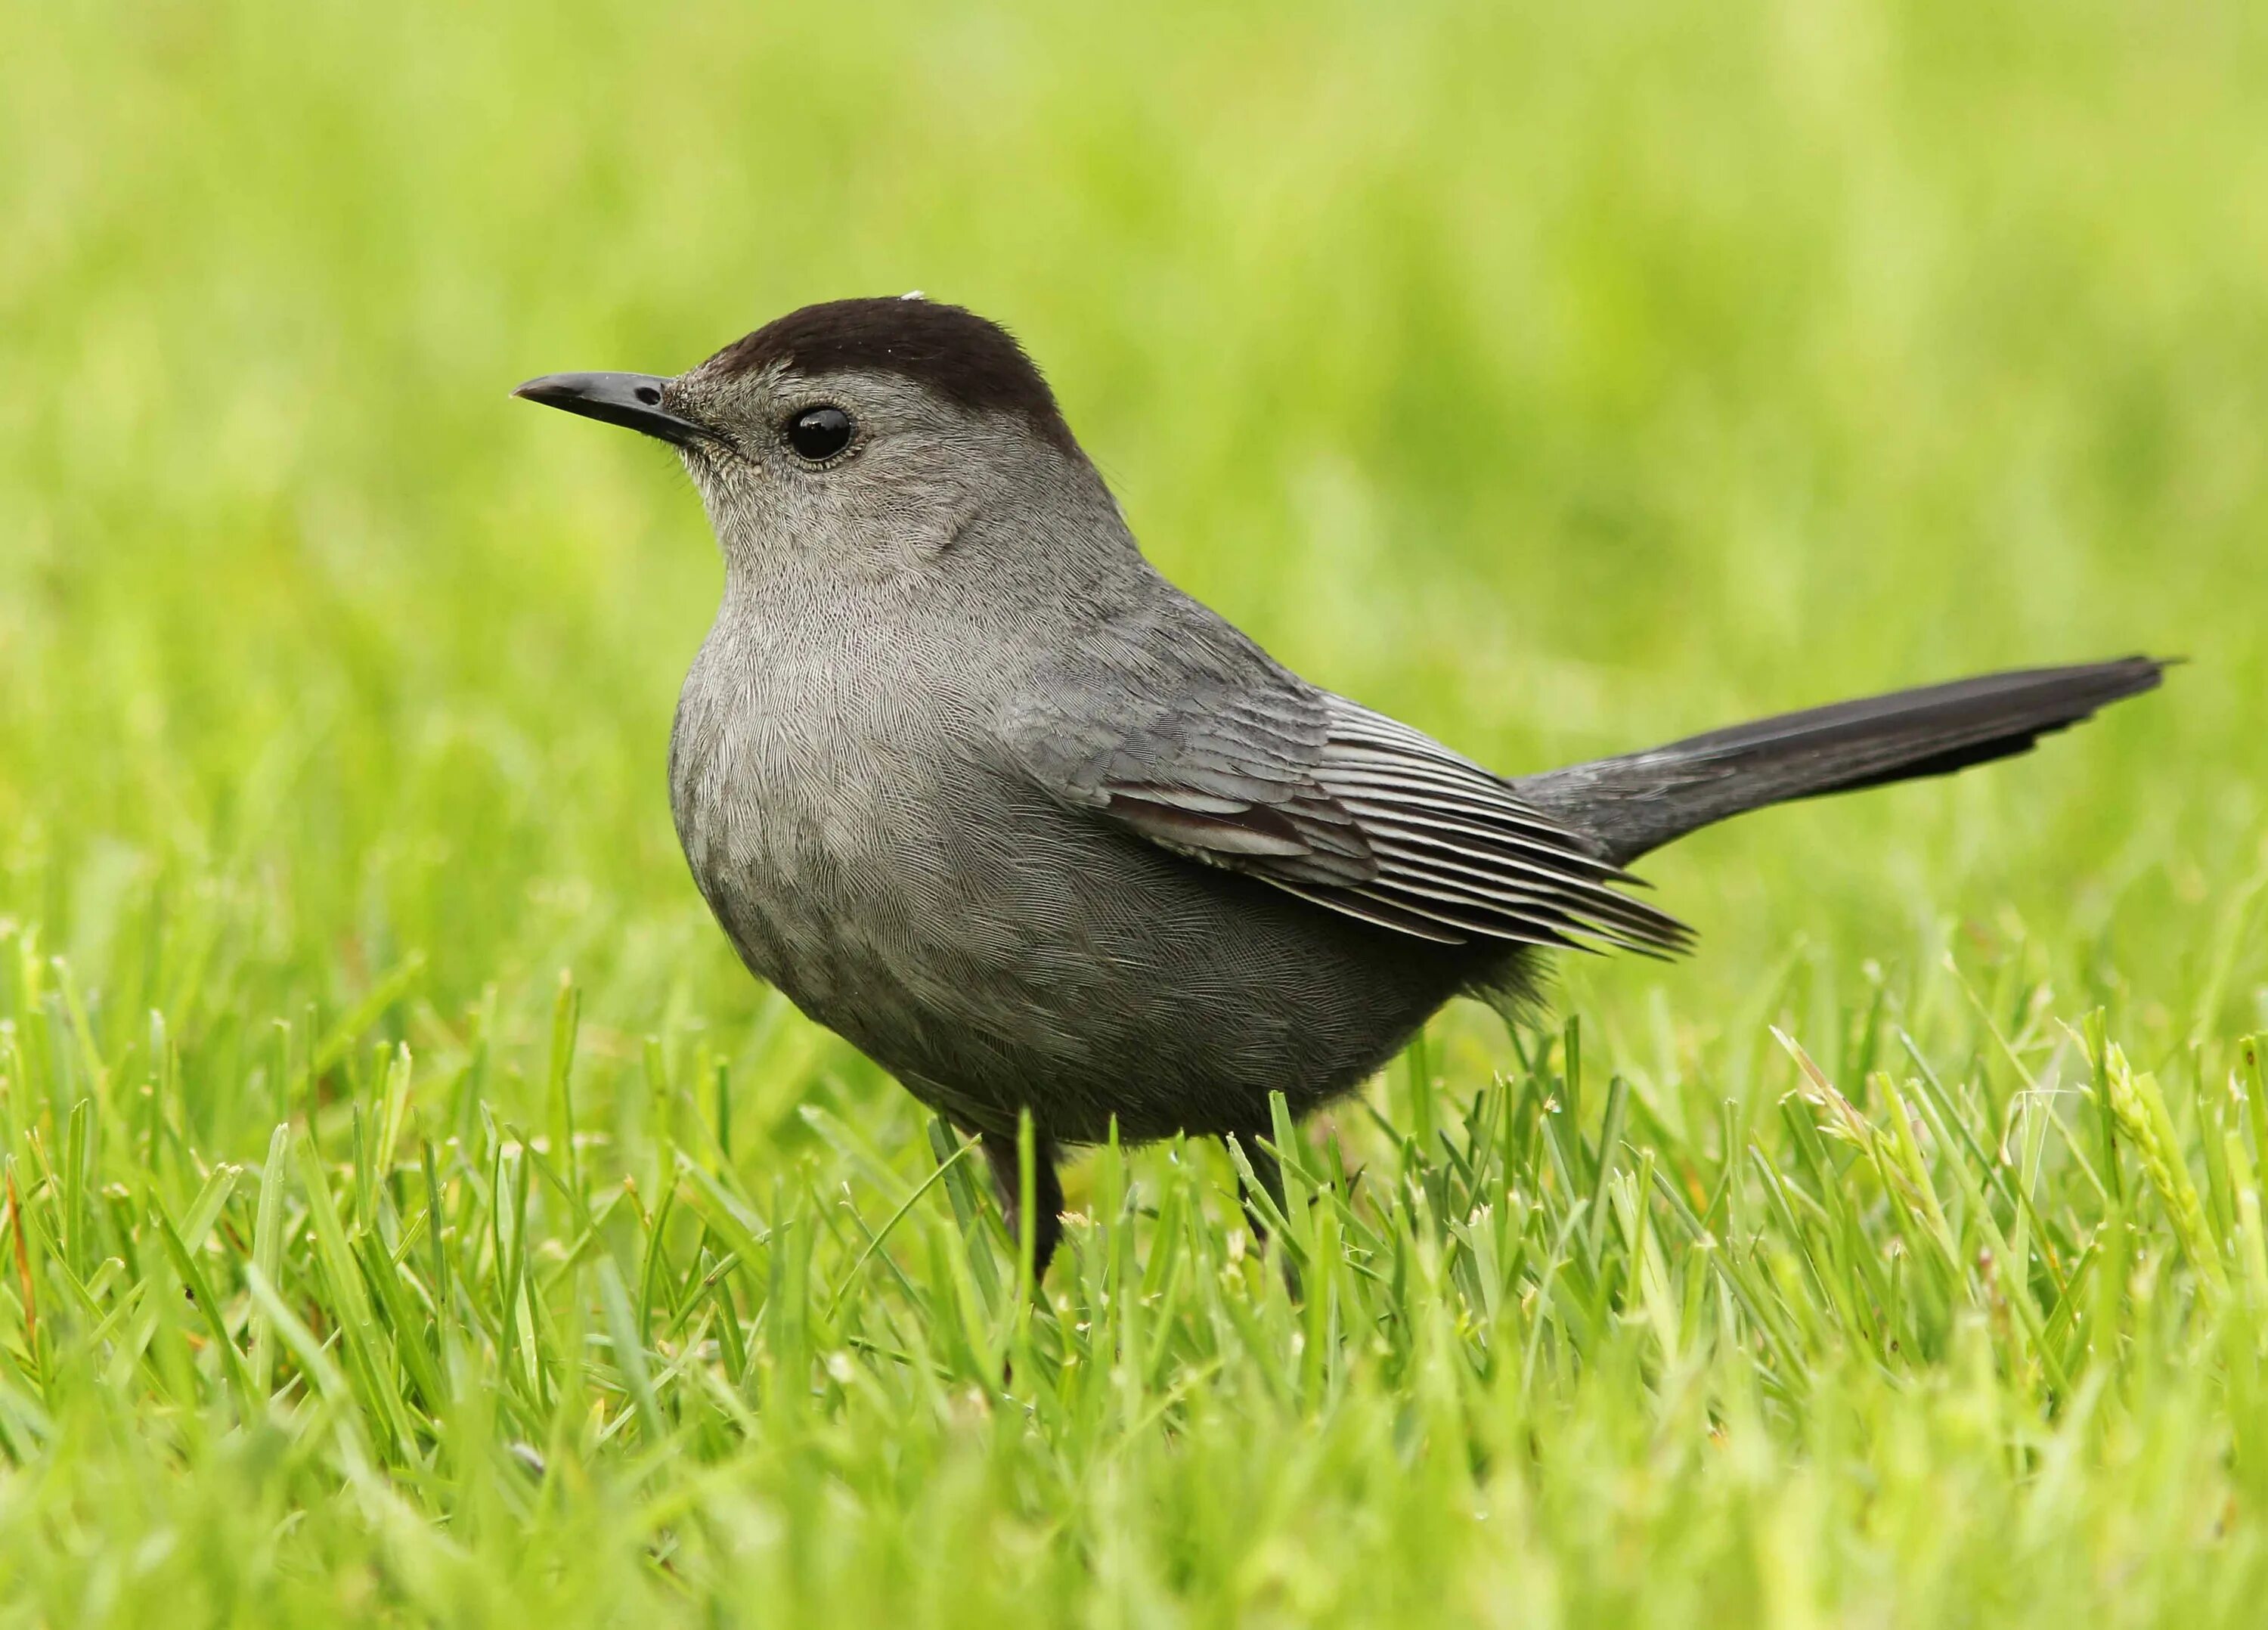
[
  {"xmin": 1228, "ymin": 1130, "xmax": 1306, "ymax": 1294},
  {"xmin": 980, "ymin": 1129, "xmax": 1065, "ymax": 1282},
  {"xmin": 1226, "ymin": 1131, "xmax": 1288, "ymax": 1244}
]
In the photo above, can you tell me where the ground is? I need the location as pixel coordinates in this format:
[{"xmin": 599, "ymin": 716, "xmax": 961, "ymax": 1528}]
[{"xmin": 1, "ymin": 0, "xmax": 2265, "ymax": 1622}]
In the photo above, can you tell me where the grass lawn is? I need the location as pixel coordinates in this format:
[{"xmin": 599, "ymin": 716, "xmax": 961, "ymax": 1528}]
[{"xmin": 2, "ymin": 0, "xmax": 2266, "ymax": 1622}]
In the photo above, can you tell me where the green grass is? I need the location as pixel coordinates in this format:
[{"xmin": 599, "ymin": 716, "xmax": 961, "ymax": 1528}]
[{"xmin": 2, "ymin": 0, "xmax": 2266, "ymax": 1622}]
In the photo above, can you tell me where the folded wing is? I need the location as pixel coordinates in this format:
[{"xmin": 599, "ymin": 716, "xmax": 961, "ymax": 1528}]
[{"xmin": 1004, "ymin": 674, "xmax": 1691, "ymax": 957}]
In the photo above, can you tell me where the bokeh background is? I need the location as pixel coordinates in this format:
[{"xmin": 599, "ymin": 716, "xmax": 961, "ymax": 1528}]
[
  {"xmin": 2, "ymin": 0, "xmax": 2263, "ymax": 1147},
  {"xmin": 4, "ymin": 4, "xmax": 2268, "ymax": 1622}
]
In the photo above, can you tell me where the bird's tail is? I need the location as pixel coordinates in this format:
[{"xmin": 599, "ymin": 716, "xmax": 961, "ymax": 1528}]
[{"xmin": 1515, "ymin": 656, "xmax": 2169, "ymax": 866}]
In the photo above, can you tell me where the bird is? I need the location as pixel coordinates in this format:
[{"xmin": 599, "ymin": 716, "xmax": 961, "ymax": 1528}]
[{"xmin": 516, "ymin": 295, "xmax": 2167, "ymax": 1278}]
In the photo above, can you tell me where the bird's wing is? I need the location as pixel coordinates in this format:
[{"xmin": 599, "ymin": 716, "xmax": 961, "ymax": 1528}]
[{"xmin": 1002, "ymin": 674, "xmax": 1692, "ymax": 956}]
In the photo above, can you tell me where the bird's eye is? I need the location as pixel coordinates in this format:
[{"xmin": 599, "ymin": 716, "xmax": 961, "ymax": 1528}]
[{"xmin": 785, "ymin": 405, "xmax": 854, "ymax": 462}]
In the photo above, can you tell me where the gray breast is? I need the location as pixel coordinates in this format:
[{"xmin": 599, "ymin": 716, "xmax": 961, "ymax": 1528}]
[{"xmin": 668, "ymin": 616, "xmax": 1486, "ymax": 1143}]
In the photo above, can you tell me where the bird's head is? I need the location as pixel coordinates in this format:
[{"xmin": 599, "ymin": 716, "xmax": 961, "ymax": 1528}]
[{"xmin": 515, "ymin": 296, "xmax": 1115, "ymax": 588}]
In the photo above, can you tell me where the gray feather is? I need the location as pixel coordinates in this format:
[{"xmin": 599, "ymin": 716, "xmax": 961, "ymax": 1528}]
[{"xmin": 1517, "ymin": 657, "xmax": 2168, "ymax": 866}]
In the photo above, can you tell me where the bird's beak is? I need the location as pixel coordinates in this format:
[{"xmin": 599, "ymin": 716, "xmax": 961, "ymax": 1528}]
[{"xmin": 511, "ymin": 371, "xmax": 714, "ymax": 447}]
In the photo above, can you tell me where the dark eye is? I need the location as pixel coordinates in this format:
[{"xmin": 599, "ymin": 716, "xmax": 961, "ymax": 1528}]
[{"xmin": 785, "ymin": 405, "xmax": 854, "ymax": 461}]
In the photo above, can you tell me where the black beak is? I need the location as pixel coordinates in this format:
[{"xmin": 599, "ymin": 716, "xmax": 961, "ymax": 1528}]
[{"xmin": 511, "ymin": 371, "xmax": 714, "ymax": 447}]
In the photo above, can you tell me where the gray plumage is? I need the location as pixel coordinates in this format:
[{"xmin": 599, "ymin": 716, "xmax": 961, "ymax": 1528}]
[{"xmin": 516, "ymin": 297, "xmax": 2168, "ymax": 1275}]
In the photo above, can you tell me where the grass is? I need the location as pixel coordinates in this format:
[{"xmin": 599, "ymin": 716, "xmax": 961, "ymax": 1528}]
[{"xmin": 2, "ymin": 0, "xmax": 2266, "ymax": 1622}]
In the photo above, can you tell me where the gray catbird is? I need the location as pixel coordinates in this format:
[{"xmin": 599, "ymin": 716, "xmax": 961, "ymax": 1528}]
[{"xmin": 517, "ymin": 296, "xmax": 2165, "ymax": 1275}]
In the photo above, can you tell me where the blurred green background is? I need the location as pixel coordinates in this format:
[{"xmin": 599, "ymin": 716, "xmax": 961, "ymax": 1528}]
[
  {"xmin": 5, "ymin": 0, "xmax": 2262, "ymax": 1095},
  {"xmin": 3, "ymin": 2, "xmax": 2267, "ymax": 1621}
]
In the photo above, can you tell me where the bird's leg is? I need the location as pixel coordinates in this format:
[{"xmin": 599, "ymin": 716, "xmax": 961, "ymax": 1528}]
[
  {"xmin": 980, "ymin": 1128, "xmax": 1065, "ymax": 1283},
  {"xmin": 1227, "ymin": 1131, "xmax": 1289, "ymax": 1247},
  {"xmin": 1228, "ymin": 1130, "xmax": 1307, "ymax": 1295}
]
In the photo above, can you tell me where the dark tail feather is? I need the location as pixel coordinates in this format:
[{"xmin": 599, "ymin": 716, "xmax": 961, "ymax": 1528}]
[{"xmin": 1515, "ymin": 656, "xmax": 2170, "ymax": 866}]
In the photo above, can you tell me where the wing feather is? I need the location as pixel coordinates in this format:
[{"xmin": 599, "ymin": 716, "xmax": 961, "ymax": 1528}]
[
  {"xmin": 1002, "ymin": 658, "xmax": 1692, "ymax": 956},
  {"xmin": 1300, "ymin": 701, "xmax": 1690, "ymax": 953}
]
